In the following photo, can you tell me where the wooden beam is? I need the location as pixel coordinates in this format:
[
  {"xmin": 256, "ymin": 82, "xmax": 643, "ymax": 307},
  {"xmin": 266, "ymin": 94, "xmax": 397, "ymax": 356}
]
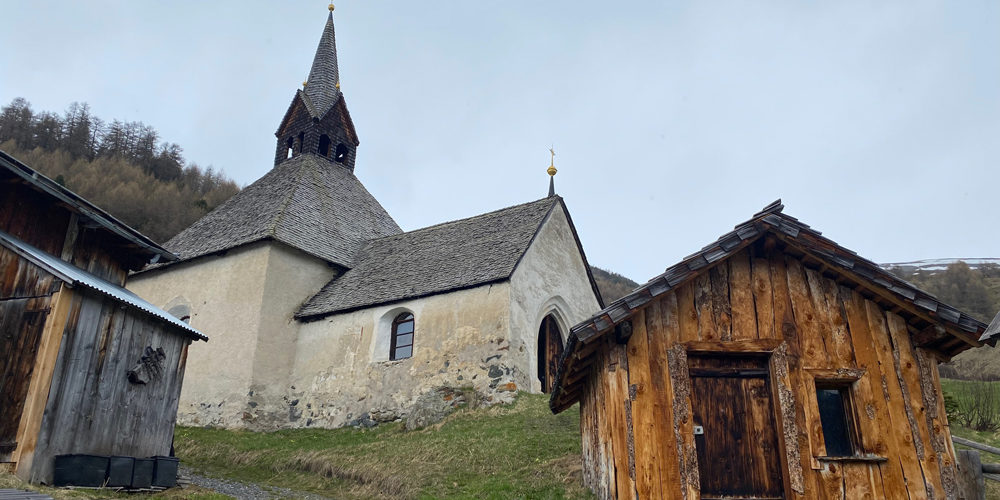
[
  {"xmin": 683, "ymin": 338, "xmax": 783, "ymax": 354},
  {"xmin": 11, "ymin": 286, "xmax": 74, "ymax": 481},
  {"xmin": 954, "ymin": 436, "xmax": 1000, "ymax": 458}
]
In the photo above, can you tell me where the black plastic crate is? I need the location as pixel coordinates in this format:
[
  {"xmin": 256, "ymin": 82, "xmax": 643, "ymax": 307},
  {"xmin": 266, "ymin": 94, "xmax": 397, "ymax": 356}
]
[
  {"xmin": 106, "ymin": 456, "xmax": 134, "ymax": 488},
  {"xmin": 130, "ymin": 457, "xmax": 154, "ymax": 489},
  {"xmin": 151, "ymin": 456, "xmax": 179, "ymax": 488},
  {"xmin": 53, "ymin": 454, "xmax": 108, "ymax": 487}
]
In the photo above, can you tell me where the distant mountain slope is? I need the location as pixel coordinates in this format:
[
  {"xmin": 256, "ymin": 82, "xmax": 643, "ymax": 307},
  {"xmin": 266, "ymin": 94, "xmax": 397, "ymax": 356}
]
[
  {"xmin": 884, "ymin": 259, "xmax": 1000, "ymax": 380},
  {"xmin": 590, "ymin": 267, "xmax": 640, "ymax": 304},
  {"xmin": 882, "ymin": 258, "xmax": 1000, "ymax": 274}
]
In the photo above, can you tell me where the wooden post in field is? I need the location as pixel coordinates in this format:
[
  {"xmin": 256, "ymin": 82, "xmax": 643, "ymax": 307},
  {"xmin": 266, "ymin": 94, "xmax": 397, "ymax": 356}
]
[{"xmin": 955, "ymin": 449, "xmax": 985, "ymax": 500}]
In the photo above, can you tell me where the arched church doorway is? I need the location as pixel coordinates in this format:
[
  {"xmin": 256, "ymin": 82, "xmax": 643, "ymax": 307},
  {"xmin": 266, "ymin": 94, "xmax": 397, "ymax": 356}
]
[{"xmin": 537, "ymin": 314, "xmax": 564, "ymax": 394}]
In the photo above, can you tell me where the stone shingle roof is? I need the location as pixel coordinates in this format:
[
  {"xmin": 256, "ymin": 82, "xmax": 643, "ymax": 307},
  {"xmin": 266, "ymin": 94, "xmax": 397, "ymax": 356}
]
[
  {"xmin": 154, "ymin": 153, "xmax": 400, "ymax": 269},
  {"xmin": 302, "ymin": 12, "xmax": 341, "ymax": 119},
  {"xmin": 296, "ymin": 197, "xmax": 562, "ymax": 318}
]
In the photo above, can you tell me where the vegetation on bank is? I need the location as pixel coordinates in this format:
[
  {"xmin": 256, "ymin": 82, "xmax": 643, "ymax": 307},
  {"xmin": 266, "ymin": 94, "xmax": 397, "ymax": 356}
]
[
  {"xmin": 172, "ymin": 393, "xmax": 589, "ymax": 499},
  {"xmin": 0, "ymin": 98, "xmax": 240, "ymax": 242}
]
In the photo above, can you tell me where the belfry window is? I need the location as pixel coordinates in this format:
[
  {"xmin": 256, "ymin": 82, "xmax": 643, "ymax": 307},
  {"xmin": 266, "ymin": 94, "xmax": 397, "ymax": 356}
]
[
  {"xmin": 390, "ymin": 313, "xmax": 414, "ymax": 361},
  {"xmin": 286, "ymin": 137, "xmax": 294, "ymax": 158},
  {"xmin": 334, "ymin": 143, "xmax": 348, "ymax": 163},
  {"xmin": 298, "ymin": 132, "xmax": 305, "ymax": 153},
  {"xmin": 318, "ymin": 135, "xmax": 331, "ymax": 157}
]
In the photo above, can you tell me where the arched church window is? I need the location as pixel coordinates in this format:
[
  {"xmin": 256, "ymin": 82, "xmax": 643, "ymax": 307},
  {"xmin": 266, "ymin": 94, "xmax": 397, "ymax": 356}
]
[
  {"xmin": 390, "ymin": 312, "xmax": 414, "ymax": 361},
  {"xmin": 318, "ymin": 134, "xmax": 331, "ymax": 157},
  {"xmin": 334, "ymin": 143, "xmax": 348, "ymax": 163},
  {"xmin": 537, "ymin": 314, "xmax": 564, "ymax": 393},
  {"xmin": 298, "ymin": 132, "xmax": 305, "ymax": 153},
  {"xmin": 286, "ymin": 137, "xmax": 294, "ymax": 158}
]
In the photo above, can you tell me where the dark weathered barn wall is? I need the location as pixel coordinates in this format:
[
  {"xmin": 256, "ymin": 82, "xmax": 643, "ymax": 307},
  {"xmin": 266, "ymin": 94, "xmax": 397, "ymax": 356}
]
[
  {"xmin": 1, "ymin": 169, "xmax": 140, "ymax": 286},
  {"xmin": 0, "ymin": 244, "xmax": 64, "ymax": 462},
  {"xmin": 579, "ymin": 247, "xmax": 958, "ymax": 500},
  {"xmin": 25, "ymin": 288, "xmax": 190, "ymax": 484},
  {"xmin": 0, "ymin": 183, "xmax": 71, "ymax": 259}
]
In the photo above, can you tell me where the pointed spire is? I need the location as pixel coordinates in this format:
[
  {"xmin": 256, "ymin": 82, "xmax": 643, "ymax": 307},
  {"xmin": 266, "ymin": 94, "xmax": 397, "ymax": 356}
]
[
  {"xmin": 303, "ymin": 7, "xmax": 342, "ymax": 118},
  {"xmin": 547, "ymin": 147, "xmax": 558, "ymax": 197}
]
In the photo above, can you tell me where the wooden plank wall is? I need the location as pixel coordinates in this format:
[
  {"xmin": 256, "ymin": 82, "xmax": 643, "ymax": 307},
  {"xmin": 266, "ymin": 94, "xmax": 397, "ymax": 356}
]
[
  {"xmin": 2, "ymin": 180, "xmax": 133, "ymax": 285},
  {"xmin": 580, "ymin": 248, "xmax": 958, "ymax": 499},
  {"xmin": 27, "ymin": 289, "xmax": 190, "ymax": 484},
  {"xmin": 0, "ymin": 246, "xmax": 60, "ymax": 462}
]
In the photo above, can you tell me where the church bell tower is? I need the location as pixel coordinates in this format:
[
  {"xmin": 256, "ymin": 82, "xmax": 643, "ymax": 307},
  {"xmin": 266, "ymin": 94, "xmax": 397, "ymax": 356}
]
[{"xmin": 273, "ymin": 4, "xmax": 360, "ymax": 171}]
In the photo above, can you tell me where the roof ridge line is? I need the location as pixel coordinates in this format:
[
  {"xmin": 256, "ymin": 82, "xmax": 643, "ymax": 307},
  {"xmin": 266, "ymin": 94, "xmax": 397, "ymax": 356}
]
[
  {"xmin": 366, "ymin": 196, "xmax": 559, "ymax": 243},
  {"xmin": 267, "ymin": 159, "xmax": 311, "ymax": 235}
]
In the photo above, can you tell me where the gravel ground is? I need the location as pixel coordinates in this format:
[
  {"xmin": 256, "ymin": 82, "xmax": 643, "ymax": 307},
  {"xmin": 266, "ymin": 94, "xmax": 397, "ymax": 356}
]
[{"xmin": 179, "ymin": 466, "xmax": 331, "ymax": 500}]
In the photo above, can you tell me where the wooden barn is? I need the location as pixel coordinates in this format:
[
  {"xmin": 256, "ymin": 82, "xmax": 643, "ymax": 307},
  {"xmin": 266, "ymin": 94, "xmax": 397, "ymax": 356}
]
[
  {"xmin": 0, "ymin": 150, "xmax": 207, "ymax": 484},
  {"xmin": 550, "ymin": 200, "xmax": 993, "ymax": 500}
]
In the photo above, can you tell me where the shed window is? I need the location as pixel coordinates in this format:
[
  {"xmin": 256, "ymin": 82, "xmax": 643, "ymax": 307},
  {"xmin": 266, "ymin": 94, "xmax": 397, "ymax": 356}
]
[
  {"xmin": 816, "ymin": 381, "xmax": 860, "ymax": 457},
  {"xmin": 390, "ymin": 313, "xmax": 414, "ymax": 360}
]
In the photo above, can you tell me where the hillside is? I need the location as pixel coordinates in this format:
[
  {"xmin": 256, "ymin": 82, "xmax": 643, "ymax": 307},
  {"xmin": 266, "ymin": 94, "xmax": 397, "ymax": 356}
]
[
  {"xmin": 590, "ymin": 266, "xmax": 641, "ymax": 303},
  {"xmin": 885, "ymin": 260, "xmax": 1000, "ymax": 380},
  {"xmin": 0, "ymin": 98, "xmax": 240, "ymax": 243}
]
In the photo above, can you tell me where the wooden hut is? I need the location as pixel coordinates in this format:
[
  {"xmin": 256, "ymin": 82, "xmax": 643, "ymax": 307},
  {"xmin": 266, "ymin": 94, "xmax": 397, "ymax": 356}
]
[
  {"xmin": 550, "ymin": 200, "xmax": 993, "ymax": 500},
  {"xmin": 0, "ymin": 150, "xmax": 207, "ymax": 484}
]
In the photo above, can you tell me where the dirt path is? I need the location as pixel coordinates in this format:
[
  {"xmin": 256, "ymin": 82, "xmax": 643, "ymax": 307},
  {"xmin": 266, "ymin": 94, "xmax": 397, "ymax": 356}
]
[{"xmin": 179, "ymin": 466, "xmax": 331, "ymax": 500}]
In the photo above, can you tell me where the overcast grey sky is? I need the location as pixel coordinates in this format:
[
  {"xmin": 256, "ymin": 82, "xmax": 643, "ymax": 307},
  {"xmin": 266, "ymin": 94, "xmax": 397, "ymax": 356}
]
[{"xmin": 1, "ymin": 1, "xmax": 997, "ymax": 282}]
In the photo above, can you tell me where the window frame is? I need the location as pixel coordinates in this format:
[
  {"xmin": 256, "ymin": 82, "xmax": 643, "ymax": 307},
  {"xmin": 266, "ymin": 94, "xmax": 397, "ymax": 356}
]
[
  {"xmin": 814, "ymin": 379, "xmax": 863, "ymax": 458},
  {"xmin": 389, "ymin": 312, "xmax": 414, "ymax": 361}
]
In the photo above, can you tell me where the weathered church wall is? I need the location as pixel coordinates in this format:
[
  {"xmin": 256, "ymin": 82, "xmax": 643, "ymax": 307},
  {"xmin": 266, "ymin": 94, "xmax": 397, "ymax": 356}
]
[
  {"xmin": 127, "ymin": 241, "xmax": 335, "ymax": 428},
  {"xmin": 509, "ymin": 204, "xmax": 603, "ymax": 393},
  {"xmin": 289, "ymin": 282, "xmax": 514, "ymax": 428}
]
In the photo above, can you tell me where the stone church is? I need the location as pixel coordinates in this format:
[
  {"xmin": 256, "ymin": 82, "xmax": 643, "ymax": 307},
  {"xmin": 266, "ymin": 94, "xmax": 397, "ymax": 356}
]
[{"xmin": 128, "ymin": 8, "xmax": 603, "ymax": 429}]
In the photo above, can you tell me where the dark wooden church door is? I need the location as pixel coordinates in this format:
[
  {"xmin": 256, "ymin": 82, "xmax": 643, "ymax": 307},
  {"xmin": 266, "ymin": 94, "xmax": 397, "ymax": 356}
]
[
  {"xmin": 537, "ymin": 315, "xmax": 563, "ymax": 393},
  {"xmin": 689, "ymin": 355, "xmax": 784, "ymax": 499}
]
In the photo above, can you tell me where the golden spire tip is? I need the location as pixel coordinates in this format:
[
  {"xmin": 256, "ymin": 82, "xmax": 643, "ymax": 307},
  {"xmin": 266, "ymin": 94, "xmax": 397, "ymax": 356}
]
[
  {"xmin": 547, "ymin": 147, "xmax": 557, "ymax": 176},
  {"xmin": 328, "ymin": 1, "xmax": 335, "ymax": 11}
]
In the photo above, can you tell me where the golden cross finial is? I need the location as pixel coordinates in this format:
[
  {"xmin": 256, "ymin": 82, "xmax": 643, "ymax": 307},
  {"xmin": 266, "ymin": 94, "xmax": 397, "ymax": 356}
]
[
  {"xmin": 329, "ymin": 1, "xmax": 335, "ymax": 11},
  {"xmin": 547, "ymin": 146, "xmax": 557, "ymax": 177}
]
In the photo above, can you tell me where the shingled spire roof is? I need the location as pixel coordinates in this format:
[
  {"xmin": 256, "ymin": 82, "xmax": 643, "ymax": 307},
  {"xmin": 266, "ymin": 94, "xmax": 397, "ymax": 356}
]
[
  {"xmin": 149, "ymin": 154, "xmax": 400, "ymax": 270},
  {"xmin": 302, "ymin": 11, "xmax": 342, "ymax": 119}
]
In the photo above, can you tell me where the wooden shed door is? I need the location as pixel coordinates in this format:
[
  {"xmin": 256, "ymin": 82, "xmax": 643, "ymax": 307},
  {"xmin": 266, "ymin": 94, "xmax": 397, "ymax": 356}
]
[
  {"xmin": 689, "ymin": 355, "xmax": 783, "ymax": 499},
  {"xmin": 0, "ymin": 298, "xmax": 50, "ymax": 460}
]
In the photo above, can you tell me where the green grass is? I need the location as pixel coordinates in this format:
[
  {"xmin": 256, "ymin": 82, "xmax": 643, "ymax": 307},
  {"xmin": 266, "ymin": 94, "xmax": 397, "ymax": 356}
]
[
  {"xmin": 0, "ymin": 470, "xmax": 230, "ymax": 500},
  {"xmin": 941, "ymin": 379, "xmax": 1000, "ymax": 499},
  {"xmin": 173, "ymin": 392, "xmax": 591, "ymax": 499}
]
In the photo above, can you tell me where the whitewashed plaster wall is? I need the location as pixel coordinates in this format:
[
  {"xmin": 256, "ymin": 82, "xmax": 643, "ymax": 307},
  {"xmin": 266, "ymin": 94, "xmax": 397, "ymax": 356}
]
[
  {"xmin": 289, "ymin": 282, "xmax": 514, "ymax": 428},
  {"xmin": 127, "ymin": 241, "xmax": 335, "ymax": 428},
  {"xmin": 509, "ymin": 204, "xmax": 603, "ymax": 393}
]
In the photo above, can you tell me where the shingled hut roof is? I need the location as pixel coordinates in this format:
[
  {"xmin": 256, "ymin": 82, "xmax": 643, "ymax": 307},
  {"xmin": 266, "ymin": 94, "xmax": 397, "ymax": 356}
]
[
  {"xmin": 550, "ymin": 200, "xmax": 994, "ymax": 413},
  {"xmin": 154, "ymin": 153, "xmax": 400, "ymax": 269},
  {"xmin": 297, "ymin": 196, "xmax": 601, "ymax": 318}
]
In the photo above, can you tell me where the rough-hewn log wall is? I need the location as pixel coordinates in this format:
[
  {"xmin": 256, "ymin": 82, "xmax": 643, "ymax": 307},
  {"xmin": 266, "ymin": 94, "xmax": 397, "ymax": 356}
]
[{"xmin": 580, "ymin": 248, "xmax": 958, "ymax": 499}]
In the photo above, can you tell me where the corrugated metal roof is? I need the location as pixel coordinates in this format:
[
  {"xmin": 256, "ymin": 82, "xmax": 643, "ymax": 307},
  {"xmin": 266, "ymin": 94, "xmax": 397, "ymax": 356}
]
[{"xmin": 0, "ymin": 230, "xmax": 207, "ymax": 341}]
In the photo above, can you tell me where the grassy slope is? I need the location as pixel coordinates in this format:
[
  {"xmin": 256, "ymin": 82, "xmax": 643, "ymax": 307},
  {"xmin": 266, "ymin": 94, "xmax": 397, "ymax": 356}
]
[
  {"xmin": 174, "ymin": 393, "xmax": 590, "ymax": 499},
  {"xmin": 941, "ymin": 379, "xmax": 1000, "ymax": 499}
]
